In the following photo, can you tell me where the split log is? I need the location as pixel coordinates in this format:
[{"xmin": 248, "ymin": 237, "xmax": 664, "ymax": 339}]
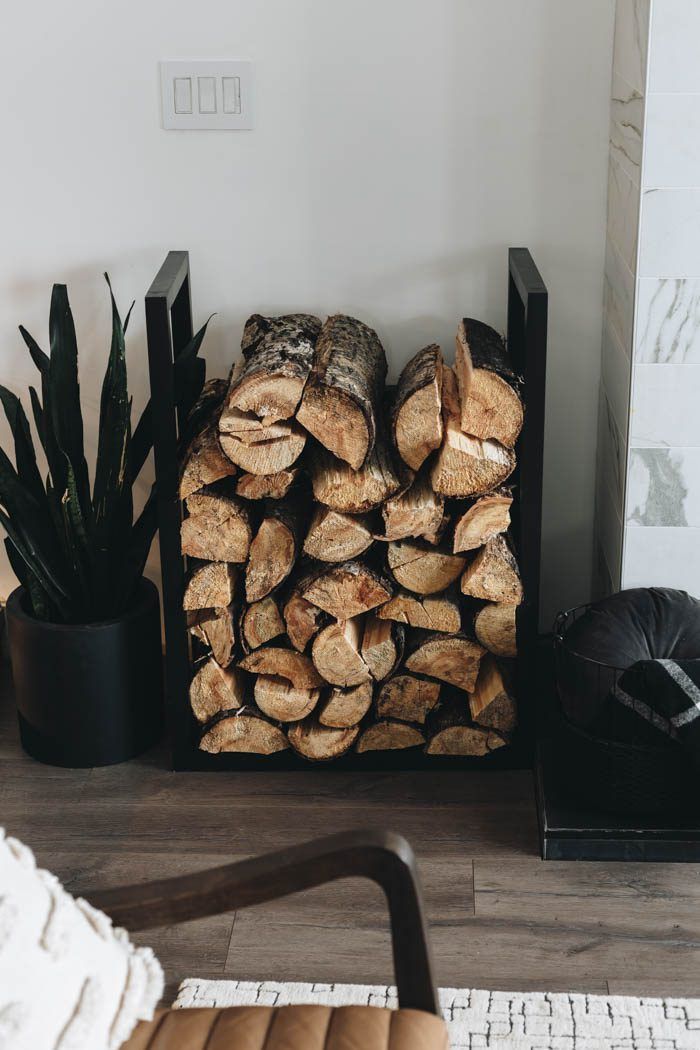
[
  {"xmin": 200, "ymin": 711, "xmax": 289, "ymax": 755},
  {"xmin": 288, "ymin": 717, "xmax": 360, "ymax": 761},
  {"xmin": 473, "ymin": 602, "xmax": 517, "ymax": 658},
  {"xmin": 387, "ymin": 539, "xmax": 466, "ymax": 595},
  {"xmin": 282, "ymin": 585, "xmax": 328, "ymax": 652},
  {"xmin": 221, "ymin": 313, "xmax": 321, "ymax": 425},
  {"xmin": 238, "ymin": 647, "xmax": 325, "ymax": 690},
  {"xmin": 245, "ymin": 497, "xmax": 305, "ymax": 602},
  {"xmin": 392, "ymin": 344, "xmax": 444, "ymax": 470},
  {"xmin": 469, "ymin": 657, "xmax": 517, "ymax": 733},
  {"xmin": 430, "ymin": 368, "xmax": 515, "ymax": 497},
  {"xmin": 254, "ymin": 675, "xmax": 321, "ymax": 722},
  {"xmin": 318, "ymin": 681, "xmax": 373, "ymax": 728},
  {"xmin": 405, "ymin": 632, "xmax": 485, "ymax": 692},
  {"xmin": 309, "ymin": 437, "xmax": 408, "ymax": 514},
  {"xmin": 455, "ymin": 319, "xmax": 523, "ymax": 448},
  {"xmin": 424, "ymin": 690, "xmax": 506, "ymax": 756},
  {"xmin": 179, "ymin": 379, "xmax": 236, "ymax": 499},
  {"xmin": 311, "ymin": 618, "xmax": 372, "ymax": 687},
  {"xmin": 460, "ymin": 535, "xmax": 523, "ymax": 604},
  {"xmin": 356, "ymin": 721, "xmax": 425, "ymax": 753},
  {"xmin": 381, "ymin": 474, "xmax": 445, "ymax": 544},
  {"xmin": 181, "ymin": 486, "xmax": 253, "ymax": 562},
  {"xmin": 360, "ymin": 616, "xmax": 404, "ymax": 681},
  {"xmin": 189, "ymin": 659, "xmax": 245, "ymax": 724},
  {"xmin": 183, "ymin": 561, "xmax": 238, "ymax": 611},
  {"xmin": 297, "ymin": 314, "xmax": 387, "ymax": 469},
  {"xmin": 219, "ymin": 412, "xmax": 307, "ymax": 475},
  {"xmin": 377, "ymin": 589, "xmax": 461, "ymax": 634},
  {"xmin": 191, "ymin": 606, "xmax": 237, "ymax": 667},
  {"xmin": 453, "ymin": 491, "xmax": 512, "ymax": 553},
  {"xmin": 300, "ymin": 561, "xmax": 392, "ymax": 620},
  {"xmin": 376, "ymin": 674, "xmax": 440, "ymax": 724},
  {"xmin": 236, "ymin": 468, "xmax": 298, "ymax": 501},
  {"xmin": 303, "ymin": 506, "xmax": 373, "ymax": 563},
  {"xmin": 240, "ymin": 596, "xmax": 285, "ymax": 651}
]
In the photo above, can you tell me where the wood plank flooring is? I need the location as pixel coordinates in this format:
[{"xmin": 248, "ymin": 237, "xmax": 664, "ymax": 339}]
[{"xmin": 2, "ymin": 666, "xmax": 700, "ymax": 1004}]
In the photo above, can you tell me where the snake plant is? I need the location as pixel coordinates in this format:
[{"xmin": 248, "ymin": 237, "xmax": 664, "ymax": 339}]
[{"xmin": 0, "ymin": 276, "xmax": 209, "ymax": 623}]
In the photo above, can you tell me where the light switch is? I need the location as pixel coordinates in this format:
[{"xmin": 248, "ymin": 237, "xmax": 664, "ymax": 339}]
[{"xmin": 160, "ymin": 62, "xmax": 254, "ymax": 130}]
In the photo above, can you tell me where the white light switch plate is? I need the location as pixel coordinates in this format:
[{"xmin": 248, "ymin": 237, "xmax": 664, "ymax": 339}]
[{"xmin": 160, "ymin": 61, "xmax": 254, "ymax": 130}]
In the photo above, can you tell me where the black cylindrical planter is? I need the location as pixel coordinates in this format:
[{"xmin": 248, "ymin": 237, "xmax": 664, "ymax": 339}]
[{"xmin": 6, "ymin": 579, "xmax": 163, "ymax": 767}]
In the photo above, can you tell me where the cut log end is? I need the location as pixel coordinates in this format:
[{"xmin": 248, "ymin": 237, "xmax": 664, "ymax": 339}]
[
  {"xmin": 192, "ymin": 607, "xmax": 237, "ymax": 667},
  {"xmin": 361, "ymin": 615, "xmax": 404, "ymax": 681},
  {"xmin": 246, "ymin": 518, "xmax": 296, "ymax": 602},
  {"xmin": 455, "ymin": 319, "xmax": 523, "ymax": 448},
  {"xmin": 469, "ymin": 657, "xmax": 518, "ymax": 733},
  {"xmin": 236, "ymin": 469, "xmax": 298, "ymax": 501},
  {"xmin": 288, "ymin": 718, "xmax": 360, "ymax": 762},
  {"xmin": 241, "ymin": 596, "xmax": 285, "ymax": 651},
  {"xmin": 311, "ymin": 618, "xmax": 371, "ymax": 687},
  {"xmin": 392, "ymin": 345, "xmax": 444, "ymax": 471},
  {"xmin": 356, "ymin": 721, "xmax": 425, "ymax": 753},
  {"xmin": 376, "ymin": 674, "xmax": 441, "ymax": 725},
  {"xmin": 183, "ymin": 562, "xmax": 238, "ymax": 611},
  {"xmin": 189, "ymin": 660, "xmax": 245, "ymax": 724},
  {"xmin": 181, "ymin": 488, "xmax": 252, "ymax": 563},
  {"xmin": 200, "ymin": 712, "xmax": 289, "ymax": 755},
  {"xmin": 377, "ymin": 590, "xmax": 461, "ymax": 634},
  {"xmin": 318, "ymin": 681, "xmax": 374, "ymax": 728},
  {"xmin": 301, "ymin": 561, "xmax": 392, "ymax": 620},
  {"xmin": 474, "ymin": 603, "xmax": 518, "ymax": 658},
  {"xmin": 283, "ymin": 592, "xmax": 327, "ymax": 652},
  {"xmin": 238, "ymin": 647, "xmax": 325, "ymax": 690},
  {"xmin": 460, "ymin": 535, "xmax": 524, "ymax": 605},
  {"xmin": 453, "ymin": 493, "xmax": 512, "ymax": 553},
  {"xmin": 303, "ymin": 506, "xmax": 373, "ymax": 563},
  {"xmin": 405, "ymin": 633, "xmax": 485, "ymax": 692},
  {"xmin": 387, "ymin": 539, "xmax": 466, "ymax": 596},
  {"xmin": 254, "ymin": 675, "xmax": 320, "ymax": 722}
]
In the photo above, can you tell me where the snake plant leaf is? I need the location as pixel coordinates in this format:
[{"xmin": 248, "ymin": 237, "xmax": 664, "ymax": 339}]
[
  {"xmin": 0, "ymin": 385, "xmax": 47, "ymax": 510},
  {"xmin": 123, "ymin": 300, "xmax": 135, "ymax": 333},
  {"xmin": 93, "ymin": 276, "xmax": 131, "ymax": 537},
  {"xmin": 28, "ymin": 387, "xmax": 44, "ymax": 450},
  {"xmin": 18, "ymin": 325, "xmax": 49, "ymax": 375},
  {"xmin": 60, "ymin": 454, "xmax": 93, "ymax": 610},
  {"xmin": 117, "ymin": 488, "xmax": 158, "ymax": 611},
  {"xmin": 0, "ymin": 505, "xmax": 68, "ymax": 611},
  {"xmin": 4, "ymin": 536, "xmax": 54, "ymax": 620},
  {"xmin": 48, "ymin": 284, "xmax": 91, "ymax": 514}
]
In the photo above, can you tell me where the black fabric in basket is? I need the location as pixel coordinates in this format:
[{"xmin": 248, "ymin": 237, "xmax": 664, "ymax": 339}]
[{"xmin": 616, "ymin": 658, "xmax": 700, "ymax": 766}]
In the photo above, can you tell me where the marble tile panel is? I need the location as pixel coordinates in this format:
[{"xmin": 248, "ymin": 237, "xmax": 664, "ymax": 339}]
[
  {"xmin": 607, "ymin": 158, "xmax": 640, "ymax": 275},
  {"xmin": 604, "ymin": 236, "xmax": 636, "ymax": 355},
  {"xmin": 644, "ymin": 93, "xmax": 700, "ymax": 189},
  {"xmin": 601, "ymin": 320, "xmax": 632, "ymax": 434},
  {"xmin": 594, "ymin": 463, "xmax": 624, "ymax": 582},
  {"xmin": 639, "ymin": 189, "xmax": 700, "ymax": 277},
  {"xmin": 622, "ymin": 524, "xmax": 700, "ymax": 596},
  {"xmin": 635, "ymin": 278, "xmax": 700, "ymax": 363},
  {"xmin": 648, "ymin": 0, "xmax": 700, "ymax": 93},
  {"xmin": 630, "ymin": 364, "xmax": 700, "ymax": 446},
  {"xmin": 597, "ymin": 387, "xmax": 627, "ymax": 507},
  {"xmin": 610, "ymin": 72, "xmax": 644, "ymax": 185},
  {"xmin": 625, "ymin": 446, "xmax": 700, "ymax": 526},
  {"xmin": 613, "ymin": 0, "xmax": 651, "ymax": 96}
]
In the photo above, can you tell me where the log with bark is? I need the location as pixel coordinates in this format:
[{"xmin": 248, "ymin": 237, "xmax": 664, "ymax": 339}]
[
  {"xmin": 245, "ymin": 496, "xmax": 306, "ymax": 602},
  {"xmin": 200, "ymin": 710, "xmax": 289, "ymax": 754},
  {"xmin": 311, "ymin": 618, "xmax": 372, "ymax": 687},
  {"xmin": 376, "ymin": 674, "xmax": 441, "ymax": 725},
  {"xmin": 473, "ymin": 602, "xmax": 518, "ymax": 658},
  {"xmin": 191, "ymin": 606, "xmax": 237, "ymax": 667},
  {"xmin": 453, "ymin": 490, "xmax": 513, "ymax": 553},
  {"xmin": 303, "ymin": 506, "xmax": 374, "ymax": 563},
  {"xmin": 376, "ymin": 588, "xmax": 461, "ymax": 633},
  {"xmin": 381, "ymin": 473, "xmax": 445, "ymax": 544},
  {"xmin": 181, "ymin": 486, "xmax": 253, "ymax": 562},
  {"xmin": 387, "ymin": 539, "xmax": 466, "ymax": 595},
  {"xmin": 404, "ymin": 632, "xmax": 485, "ymax": 692},
  {"xmin": 238, "ymin": 647, "xmax": 325, "ymax": 689},
  {"xmin": 425, "ymin": 697, "xmax": 493, "ymax": 757},
  {"xmin": 360, "ymin": 615, "xmax": 404, "ymax": 681},
  {"xmin": 253, "ymin": 675, "xmax": 321, "ymax": 722},
  {"xmin": 189, "ymin": 659, "xmax": 246, "ymax": 724},
  {"xmin": 391, "ymin": 344, "xmax": 444, "ymax": 470},
  {"xmin": 288, "ymin": 718, "xmax": 360, "ymax": 762},
  {"xmin": 183, "ymin": 561, "xmax": 238, "ymax": 611},
  {"xmin": 236, "ymin": 468, "xmax": 298, "ymax": 501},
  {"xmin": 240, "ymin": 596, "xmax": 285, "ymax": 651},
  {"xmin": 469, "ymin": 656, "xmax": 517, "ymax": 733},
  {"xmin": 297, "ymin": 314, "xmax": 387, "ymax": 469},
  {"xmin": 356, "ymin": 721, "xmax": 425, "ymax": 753},
  {"xmin": 318, "ymin": 681, "xmax": 374, "ymax": 728},
  {"xmin": 179, "ymin": 379, "xmax": 237, "ymax": 499},
  {"xmin": 221, "ymin": 313, "xmax": 321, "ymax": 425},
  {"xmin": 460, "ymin": 535, "xmax": 524, "ymax": 604},
  {"xmin": 430, "ymin": 367, "xmax": 515, "ymax": 497},
  {"xmin": 282, "ymin": 584, "xmax": 328, "ymax": 652},
  {"xmin": 309, "ymin": 435, "xmax": 408, "ymax": 514},
  {"xmin": 219, "ymin": 411, "xmax": 307, "ymax": 475},
  {"xmin": 455, "ymin": 318, "xmax": 523, "ymax": 448},
  {"xmin": 300, "ymin": 560, "xmax": 393, "ymax": 620}
]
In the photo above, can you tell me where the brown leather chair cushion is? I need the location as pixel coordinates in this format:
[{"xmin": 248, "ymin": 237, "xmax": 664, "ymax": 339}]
[{"xmin": 125, "ymin": 1004, "xmax": 448, "ymax": 1050}]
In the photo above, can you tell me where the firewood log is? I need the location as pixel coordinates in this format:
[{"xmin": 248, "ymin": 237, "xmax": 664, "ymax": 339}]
[
  {"xmin": 453, "ymin": 491, "xmax": 512, "ymax": 552},
  {"xmin": 297, "ymin": 314, "xmax": 387, "ymax": 469},
  {"xmin": 311, "ymin": 618, "xmax": 372, "ymax": 687},
  {"xmin": 189, "ymin": 659, "xmax": 245, "ymax": 724},
  {"xmin": 430, "ymin": 368, "xmax": 515, "ymax": 497},
  {"xmin": 183, "ymin": 561, "xmax": 238, "ymax": 611},
  {"xmin": 469, "ymin": 656, "xmax": 517, "ymax": 733},
  {"xmin": 254, "ymin": 675, "xmax": 321, "ymax": 722},
  {"xmin": 473, "ymin": 602, "xmax": 517, "ymax": 658},
  {"xmin": 360, "ymin": 615, "xmax": 404, "ymax": 681},
  {"xmin": 240, "ymin": 596, "xmax": 285, "ymax": 651},
  {"xmin": 245, "ymin": 496, "xmax": 306, "ymax": 602},
  {"xmin": 300, "ymin": 560, "xmax": 393, "ymax": 619},
  {"xmin": 387, "ymin": 539, "xmax": 466, "ymax": 595},
  {"xmin": 303, "ymin": 506, "xmax": 374, "ymax": 563},
  {"xmin": 318, "ymin": 681, "xmax": 373, "ymax": 728},
  {"xmin": 460, "ymin": 535, "xmax": 523, "ymax": 605},
  {"xmin": 455, "ymin": 319, "xmax": 523, "ymax": 448},
  {"xmin": 308, "ymin": 437, "xmax": 409, "ymax": 514},
  {"xmin": 238, "ymin": 647, "xmax": 325, "ymax": 689},
  {"xmin": 381, "ymin": 474, "xmax": 445, "ymax": 544},
  {"xmin": 236, "ymin": 468, "xmax": 298, "ymax": 501},
  {"xmin": 391, "ymin": 345, "xmax": 444, "ymax": 470},
  {"xmin": 282, "ymin": 582, "xmax": 328, "ymax": 652},
  {"xmin": 356, "ymin": 720, "xmax": 425, "ymax": 753},
  {"xmin": 288, "ymin": 717, "xmax": 360, "ymax": 761},
  {"xmin": 376, "ymin": 674, "xmax": 440, "ymax": 724},
  {"xmin": 181, "ymin": 486, "xmax": 253, "ymax": 562},
  {"xmin": 200, "ymin": 710, "xmax": 289, "ymax": 754},
  {"xmin": 424, "ymin": 689, "xmax": 507, "ymax": 756},
  {"xmin": 376, "ymin": 589, "xmax": 461, "ymax": 634},
  {"xmin": 221, "ymin": 313, "xmax": 321, "ymax": 425},
  {"xmin": 179, "ymin": 379, "xmax": 236, "ymax": 499},
  {"xmin": 191, "ymin": 606, "xmax": 237, "ymax": 667},
  {"xmin": 219, "ymin": 411, "xmax": 307, "ymax": 475},
  {"xmin": 405, "ymin": 632, "xmax": 485, "ymax": 692}
]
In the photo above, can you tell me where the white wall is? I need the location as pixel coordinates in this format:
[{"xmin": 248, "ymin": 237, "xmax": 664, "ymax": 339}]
[{"xmin": 0, "ymin": 0, "xmax": 615, "ymax": 627}]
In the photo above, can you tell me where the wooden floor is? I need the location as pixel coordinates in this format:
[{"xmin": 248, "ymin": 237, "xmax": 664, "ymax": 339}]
[{"xmin": 3, "ymin": 670, "xmax": 700, "ymax": 1005}]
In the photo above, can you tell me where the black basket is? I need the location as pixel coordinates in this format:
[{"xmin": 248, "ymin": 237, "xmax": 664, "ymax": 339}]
[{"xmin": 552, "ymin": 605, "xmax": 696, "ymax": 816}]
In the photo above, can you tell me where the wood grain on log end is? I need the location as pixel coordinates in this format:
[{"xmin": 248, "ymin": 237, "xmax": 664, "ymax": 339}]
[
  {"xmin": 469, "ymin": 656, "xmax": 518, "ymax": 733},
  {"xmin": 311, "ymin": 618, "xmax": 372, "ymax": 687},
  {"xmin": 254, "ymin": 674, "xmax": 321, "ymax": 722},
  {"xmin": 387, "ymin": 539, "xmax": 466, "ymax": 595},
  {"xmin": 288, "ymin": 718, "xmax": 360, "ymax": 761},
  {"xmin": 303, "ymin": 506, "xmax": 373, "ymax": 563},
  {"xmin": 200, "ymin": 712, "xmax": 289, "ymax": 755},
  {"xmin": 376, "ymin": 589, "xmax": 461, "ymax": 633},
  {"xmin": 453, "ymin": 492, "xmax": 512, "ymax": 553},
  {"xmin": 392, "ymin": 344, "xmax": 444, "ymax": 471},
  {"xmin": 236, "ymin": 468, "xmax": 298, "ymax": 501},
  {"xmin": 318, "ymin": 681, "xmax": 374, "ymax": 728},
  {"xmin": 405, "ymin": 633, "xmax": 485, "ymax": 692},
  {"xmin": 183, "ymin": 561, "xmax": 238, "ymax": 611},
  {"xmin": 460, "ymin": 535, "xmax": 523, "ymax": 605},
  {"xmin": 238, "ymin": 647, "xmax": 325, "ymax": 690},
  {"xmin": 356, "ymin": 720, "xmax": 425, "ymax": 753},
  {"xmin": 376, "ymin": 674, "xmax": 441, "ymax": 725},
  {"xmin": 241, "ymin": 596, "xmax": 285, "ymax": 651},
  {"xmin": 474, "ymin": 602, "xmax": 518, "ymax": 658},
  {"xmin": 455, "ymin": 319, "xmax": 523, "ymax": 448},
  {"xmin": 181, "ymin": 487, "xmax": 253, "ymax": 562},
  {"xmin": 190, "ymin": 659, "xmax": 245, "ymax": 724},
  {"xmin": 301, "ymin": 561, "xmax": 392, "ymax": 620}
]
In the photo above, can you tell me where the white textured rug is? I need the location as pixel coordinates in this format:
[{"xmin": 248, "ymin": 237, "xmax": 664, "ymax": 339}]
[{"xmin": 175, "ymin": 978, "xmax": 700, "ymax": 1048}]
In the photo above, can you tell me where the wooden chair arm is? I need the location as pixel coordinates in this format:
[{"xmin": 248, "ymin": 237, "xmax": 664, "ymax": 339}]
[{"xmin": 87, "ymin": 829, "xmax": 439, "ymax": 1015}]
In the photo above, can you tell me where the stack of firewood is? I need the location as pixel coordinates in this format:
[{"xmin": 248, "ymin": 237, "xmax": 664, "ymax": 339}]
[{"xmin": 179, "ymin": 312, "xmax": 524, "ymax": 761}]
